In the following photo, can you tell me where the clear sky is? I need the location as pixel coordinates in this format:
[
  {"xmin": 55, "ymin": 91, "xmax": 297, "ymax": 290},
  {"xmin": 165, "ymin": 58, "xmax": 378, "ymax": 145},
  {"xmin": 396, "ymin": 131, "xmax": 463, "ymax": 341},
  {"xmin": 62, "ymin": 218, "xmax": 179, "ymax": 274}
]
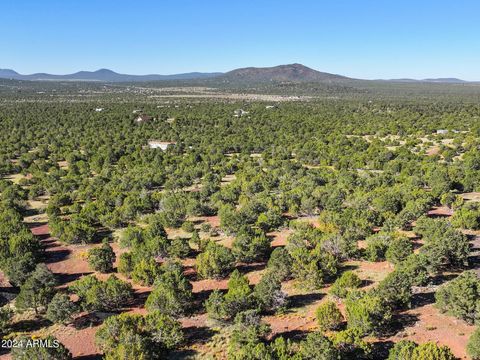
[{"xmin": 2, "ymin": 0, "xmax": 480, "ymax": 80}]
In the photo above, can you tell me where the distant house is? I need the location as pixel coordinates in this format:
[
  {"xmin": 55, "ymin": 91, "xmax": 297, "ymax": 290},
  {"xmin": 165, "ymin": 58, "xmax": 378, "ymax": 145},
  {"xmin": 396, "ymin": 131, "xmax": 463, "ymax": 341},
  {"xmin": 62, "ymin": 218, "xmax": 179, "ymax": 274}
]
[
  {"xmin": 147, "ymin": 140, "xmax": 176, "ymax": 150},
  {"xmin": 234, "ymin": 109, "xmax": 249, "ymax": 117},
  {"xmin": 135, "ymin": 114, "xmax": 153, "ymax": 123},
  {"xmin": 95, "ymin": 108, "xmax": 104, "ymax": 112},
  {"xmin": 265, "ymin": 105, "xmax": 276, "ymax": 109},
  {"xmin": 436, "ymin": 129, "xmax": 449, "ymax": 134}
]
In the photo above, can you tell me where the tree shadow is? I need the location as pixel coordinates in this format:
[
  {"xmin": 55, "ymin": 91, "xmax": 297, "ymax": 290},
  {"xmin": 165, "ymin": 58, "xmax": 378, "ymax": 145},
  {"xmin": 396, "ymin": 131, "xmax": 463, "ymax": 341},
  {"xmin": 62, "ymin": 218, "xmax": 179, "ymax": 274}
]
[
  {"xmin": 130, "ymin": 289, "xmax": 151, "ymax": 308},
  {"xmin": 11, "ymin": 317, "xmax": 51, "ymax": 332},
  {"xmin": 369, "ymin": 340, "xmax": 395, "ymax": 360},
  {"xmin": 410, "ymin": 291, "xmax": 435, "ymax": 308},
  {"xmin": 383, "ymin": 312, "xmax": 419, "ymax": 337},
  {"xmin": 74, "ymin": 355, "xmax": 103, "ymax": 360},
  {"xmin": 72, "ymin": 312, "xmax": 103, "ymax": 330},
  {"xmin": 44, "ymin": 248, "xmax": 71, "ymax": 264},
  {"xmin": 56, "ymin": 272, "xmax": 93, "ymax": 286},
  {"xmin": 183, "ymin": 325, "xmax": 217, "ymax": 346},
  {"xmin": 271, "ymin": 328, "xmax": 309, "ymax": 342},
  {"xmin": 288, "ymin": 292, "xmax": 323, "ymax": 309},
  {"xmin": 235, "ymin": 262, "xmax": 266, "ymax": 273}
]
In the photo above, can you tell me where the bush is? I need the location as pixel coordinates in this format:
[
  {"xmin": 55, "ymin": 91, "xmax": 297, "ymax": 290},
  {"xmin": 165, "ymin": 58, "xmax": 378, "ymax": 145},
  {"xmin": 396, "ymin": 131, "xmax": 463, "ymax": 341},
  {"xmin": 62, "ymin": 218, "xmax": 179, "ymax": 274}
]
[
  {"xmin": 196, "ymin": 241, "xmax": 234, "ymax": 279},
  {"xmin": 96, "ymin": 311, "xmax": 183, "ymax": 359},
  {"xmin": 411, "ymin": 342, "xmax": 455, "ymax": 360},
  {"xmin": 145, "ymin": 263, "xmax": 193, "ymax": 317},
  {"xmin": 316, "ymin": 300, "xmax": 343, "ymax": 331},
  {"xmin": 0, "ymin": 306, "xmax": 12, "ymax": 335},
  {"xmin": 224, "ymin": 270, "xmax": 253, "ymax": 317},
  {"xmin": 131, "ymin": 258, "xmax": 161, "ymax": 286},
  {"xmin": 387, "ymin": 340, "xmax": 417, "ymax": 360},
  {"xmin": 330, "ymin": 271, "xmax": 362, "ymax": 298},
  {"xmin": 253, "ymin": 271, "xmax": 287, "ymax": 313},
  {"xmin": 232, "ymin": 229, "xmax": 271, "ymax": 263},
  {"xmin": 87, "ymin": 240, "xmax": 116, "ymax": 273},
  {"xmin": 345, "ymin": 291, "xmax": 391, "ymax": 336},
  {"xmin": 435, "ymin": 271, "xmax": 480, "ymax": 324},
  {"xmin": 296, "ymin": 331, "xmax": 340, "ymax": 360},
  {"xmin": 46, "ymin": 293, "xmax": 77, "ymax": 324},
  {"xmin": 267, "ymin": 247, "xmax": 292, "ymax": 281},
  {"xmin": 364, "ymin": 234, "xmax": 389, "ymax": 262},
  {"xmin": 330, "ymin": 328, "xmax": 371, "ymax": 357},
  {"xmin": 167, "ymin": 237, "xmax": 190, "ymax": 258},
  {"xmin": 71, "ymin": 275, "xmax": 133, "ymax": 312},
  {"xmin": 468, "ymin": 327, "xmax": 480, "ymax": 359},
  {"xmin": 386, "ymin": 236, "xmax": 413, "ymax": 265},
  {"xmin": 15, "ymin": 263, "xmax": 56, "ymax": 314},
  {"xmin": 205, "ymin": 289, "xmax": 228, "ymax": 320},
  {"xmin": 11, "ymin": 335, "xmax": 72, "ymax": 360}
]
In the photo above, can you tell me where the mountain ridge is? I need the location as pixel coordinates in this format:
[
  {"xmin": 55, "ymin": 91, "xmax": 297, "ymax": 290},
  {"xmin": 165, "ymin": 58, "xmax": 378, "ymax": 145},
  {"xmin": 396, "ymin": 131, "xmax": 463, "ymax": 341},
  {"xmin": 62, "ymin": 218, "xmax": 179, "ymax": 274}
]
[{"xmin": 0, "ymin": 64, "xmax": 471, "ymax": 83}]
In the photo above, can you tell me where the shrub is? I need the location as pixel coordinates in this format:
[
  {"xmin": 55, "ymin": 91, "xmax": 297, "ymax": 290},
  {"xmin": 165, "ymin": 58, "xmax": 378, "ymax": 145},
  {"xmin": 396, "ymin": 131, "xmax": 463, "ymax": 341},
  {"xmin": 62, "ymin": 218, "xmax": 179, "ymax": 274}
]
[
  {"xmin": 411, "ymin": 342, "xmax": 455, "ymax": 360},
  {"xmin": 253, "ymin": 271, "xmax": 287, "ymax": 313},
  {"xmin": 46, "ymin": 293, "xmax": 77, "ymax": 324},
  {"xmin": 167, "ymin": 237, "xmax": 190, "ymax": 258},
  {"xmin": 11, "ymin": 335, "xmax": 72, "ymax": 360},
  {"xmin": 15, "ymin": 263, "xmax": 56, "ymax": 314},
  {"xmin": 387, "ymin": 340, "xmax": 417, "ymax": 360},
  {"xmin": 364, "ymin": 234, "xmax": 389, "ymax": 262},
  {"xmin": 0, "ymin": 306, "xmax": 12, "ymax": 335},
  {"xmin": 131, "ymin": 258, "xmax": 161, "ymax": 286},
  {"xmin": 232, "ymin": 229, "xmax": 271, "ymax": 263},
  {"xmin": 145, "ymin": 263, "xmax": 193, "ymax": 317},
  {"xmin": 468, "ymin": 327, "xmax": 480, "ymax": 359},
  {"xmin": 435, "ymin": 271, "xmax": 480, "ymax": 324},
  {"xmin": 330, "ymin": 271, "xmax": 362, "ymax": 298},
  {"xmin": 296, "ymin": 331, "xmax": 340, "ymax": 360},
  {"xmin": 96, "ymin": 311, "xmax": 183, "ymax": 359},
  {"xmin": 71, "ymin": 275, "xmax": 133, "ymax": 312},
  {"xmin": 267, "ymin": 247, "xmax": 292, "ymax": 281},
  {"xmin": 205, "ymin": 289, "xmax": 228, "ymax": 320},
  {"xmin": 224, "ymin": 270, "xmax": 253, "ymax": 316},
  {"xmin": 87, "ymin": 240, "xmax": 116, "ymax": 273},
  {"xmin": 196, "ymin": 241, "xmax": 234, "ymax": 279},
  {"xmin": 386, "ymin": 236, "xmax": 413, "ymax": 265},
  {"xmin": 316, "ymin": 300, "xmax": 343, "ymax": 331},
  {"xmin": 345, "ymin": 291, "xmax": 391, "ymax": 336}
]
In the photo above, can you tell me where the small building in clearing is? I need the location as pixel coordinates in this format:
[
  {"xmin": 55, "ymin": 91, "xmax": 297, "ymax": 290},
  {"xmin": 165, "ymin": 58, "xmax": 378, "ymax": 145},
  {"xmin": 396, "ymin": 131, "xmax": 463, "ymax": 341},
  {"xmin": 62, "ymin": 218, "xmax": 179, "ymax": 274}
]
[
  {"xmin": 135, "ymin": 114, "xmax": 154, "ymax": 123},
  {"xmin": 147, "ymin": 140, "xmax": 176, "ymax": 151},
  {"xmin": 234, "ymin": 109, "xmax": 249, "ymax": 117}
]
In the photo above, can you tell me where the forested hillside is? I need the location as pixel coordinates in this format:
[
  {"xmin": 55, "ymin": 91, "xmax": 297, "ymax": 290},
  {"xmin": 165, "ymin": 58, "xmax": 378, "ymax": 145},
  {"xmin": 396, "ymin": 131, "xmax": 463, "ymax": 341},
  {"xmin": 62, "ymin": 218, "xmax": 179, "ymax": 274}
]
[{"xmin": 1, "ymin": 84, "xmax": 480, "ymax": 359}]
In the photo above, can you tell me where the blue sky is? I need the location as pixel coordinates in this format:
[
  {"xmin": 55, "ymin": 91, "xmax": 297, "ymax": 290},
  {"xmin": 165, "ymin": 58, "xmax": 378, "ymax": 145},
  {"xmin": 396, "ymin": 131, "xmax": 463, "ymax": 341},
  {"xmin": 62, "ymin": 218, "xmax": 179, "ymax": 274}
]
[{"xmin": 2, "ymin": 0, "xmax": 480, "ymax": 80}]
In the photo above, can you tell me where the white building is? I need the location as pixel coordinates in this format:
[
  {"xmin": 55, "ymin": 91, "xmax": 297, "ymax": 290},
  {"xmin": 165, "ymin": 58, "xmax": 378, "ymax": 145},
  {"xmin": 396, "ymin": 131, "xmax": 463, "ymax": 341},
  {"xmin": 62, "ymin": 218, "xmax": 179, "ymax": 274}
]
[{"xmin": 147, "ymin": 141, "xmax": 176, "ymax": 151}]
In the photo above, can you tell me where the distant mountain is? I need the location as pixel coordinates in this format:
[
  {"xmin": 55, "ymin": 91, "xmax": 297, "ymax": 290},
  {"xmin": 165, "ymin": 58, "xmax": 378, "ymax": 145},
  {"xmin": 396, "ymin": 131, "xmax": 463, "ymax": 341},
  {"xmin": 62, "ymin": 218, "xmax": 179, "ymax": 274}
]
[
  {"xmin": 0, "ymin": 65, "xmax": 472, "ymax": 84},
  {"xmin": 387, "ymin": 77, "xmax": 467, "ymax": 84},
  {"xmin": 422, "ymin": 78, "xmax": 466, "ymax": 83},
  {"xmin": 219, "ymin": 63, "xmax": 349, "ymax": 83},
  {"xmin": 0, "ymin": 68, "xmax": 223, "ymax": 82}
]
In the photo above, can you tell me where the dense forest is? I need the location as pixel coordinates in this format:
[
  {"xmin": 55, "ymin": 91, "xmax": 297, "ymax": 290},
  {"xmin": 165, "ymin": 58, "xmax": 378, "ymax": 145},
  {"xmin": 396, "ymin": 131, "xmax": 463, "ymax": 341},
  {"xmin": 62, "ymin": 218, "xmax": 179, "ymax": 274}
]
[{"xmin": 1, "ymin": 81, "xmax": 480, "ymax": 359}]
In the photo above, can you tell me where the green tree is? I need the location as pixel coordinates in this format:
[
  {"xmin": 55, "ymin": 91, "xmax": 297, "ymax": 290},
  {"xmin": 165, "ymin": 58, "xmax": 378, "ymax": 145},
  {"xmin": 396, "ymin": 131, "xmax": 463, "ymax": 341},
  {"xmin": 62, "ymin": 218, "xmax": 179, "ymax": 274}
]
[
  {"xmin": 387, "ymin": 340, "xmax": 417, "ymax": 360},
  {"xmin": 46, "ymin": 293, "xmax": 77, "ymax": 324},
  {"xmin": 435, "ymin": 271, "xmax": 480, "ymax": 324},
  {"xmin": 330, "ymin": 271, "xmax": 362, "ymax": 298},
  {"xmin": 411, "ymin": 342, "xmax": 455, "ymax": 360},
  {"xmin": 468, "ymin": 327, "xmax": 480, "ymax": 360},
  {"xmin": 196, "ymin": 241, "xmax": 234, "ymax": 279},
  {"xmin": 145, "ymin": 263, "xmax": 193, "ymax": 317},
  {"xmin": 316, "ymin": 300, "xmax": 343, "ymax": 331},
  {"xmin": 296, "ymin": 331, "xmax": 340, "ymax": 360},
  {"xmin": 87, "ymin": 240, "xmax": 116, "ymax": 273},
  {"xmin": 11, "ymin": 335, "xmax": 72, "ymax": 360},
  {"xmin": 16, "ymin": 264, "xmax": 56, "ymax": 314}
]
